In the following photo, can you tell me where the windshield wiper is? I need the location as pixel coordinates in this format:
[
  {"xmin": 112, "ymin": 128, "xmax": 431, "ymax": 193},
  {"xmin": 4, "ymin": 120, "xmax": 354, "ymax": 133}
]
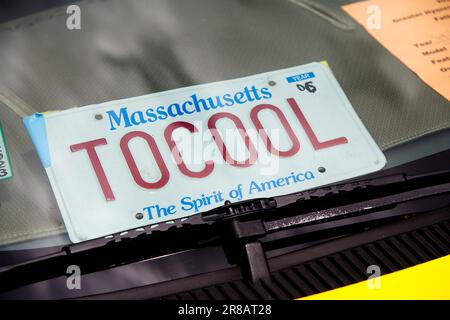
[{"xmin": 1, "ymin": 169, "xmax": 449, "ymax": 293}]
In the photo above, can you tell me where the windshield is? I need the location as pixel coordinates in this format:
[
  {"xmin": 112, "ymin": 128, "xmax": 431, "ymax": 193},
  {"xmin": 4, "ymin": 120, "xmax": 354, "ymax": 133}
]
[{"xmin": 0, "ymin": 0, "xmax": 449, "ymax": 299}]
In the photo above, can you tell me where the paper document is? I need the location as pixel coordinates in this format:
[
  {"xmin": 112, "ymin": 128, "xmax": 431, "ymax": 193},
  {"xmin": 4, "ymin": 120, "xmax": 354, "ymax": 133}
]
[{"xmin": 343, "ymin": 0, "xmax": 450, "ymax": 101}]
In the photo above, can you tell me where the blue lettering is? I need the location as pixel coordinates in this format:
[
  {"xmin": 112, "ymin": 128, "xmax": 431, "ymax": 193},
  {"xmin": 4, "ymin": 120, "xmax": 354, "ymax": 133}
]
[
  {"xmin": 106, "ymin": 107, "xmax": 132, "ymax": 131},
  {"xmin": 156, "ymin": 106, "xmax": 168, "ymax": 120},
  {"xmin": 130, "ymin": 111, "xmax": 147, "ymax": 126},
  {"xmin": 234, "ymin": 91, "xmax": 247, "ymax": 104},
  {"xmin": 260, "ymin": 87, "xmax": 272, "ymax": 99},
  {"xmin": 305, "ymin": 171, "xmax": 315, "ymax": 180},
  {"xmin": 222, "ymin": 93, "xmax": 235, "ymax": 107},
  {"xmin": 180, "ymin": 196, "xmax": 194, "ymax": 211},
  {"xmin": 182, "ymin": 101, "xmax": 196, "ymax": 114},
  {"xmin": 167, "ymin": 103, "xmax": 183, "ymax": 117},
  {"xmin": 145, "ymin": 108, "xmax": 158, "ymax": 122}
]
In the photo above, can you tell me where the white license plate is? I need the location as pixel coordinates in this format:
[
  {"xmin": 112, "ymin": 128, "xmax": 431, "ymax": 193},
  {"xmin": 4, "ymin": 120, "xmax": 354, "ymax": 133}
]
[{"xmin": 24, "ymin": 62, "xmax": 385, "ymax": 243}]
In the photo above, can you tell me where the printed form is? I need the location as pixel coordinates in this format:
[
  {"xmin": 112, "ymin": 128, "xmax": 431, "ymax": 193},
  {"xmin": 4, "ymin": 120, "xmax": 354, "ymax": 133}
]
[{"xmin": 343, "ymin": 0, "xmax": 450, "ymax": 101}]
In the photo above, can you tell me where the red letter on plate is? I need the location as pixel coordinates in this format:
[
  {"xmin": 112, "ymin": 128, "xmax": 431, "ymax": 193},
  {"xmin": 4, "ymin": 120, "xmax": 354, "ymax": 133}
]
[
  {"xmin": 165, "ymin": 121, "xmax": 214, "ymax": 178},
  {"xmin": 70, "ymin": 138, "xmax": 115, "ymax": 201},
  {"xmin": 120, "ymin": 131, "xmax": 170, "ymax": 189},
  {"xmin": 208, "ymin": 112, "xmax": 258, "ymax": 168},
  {"xmin": 251, "ymin": 104, "xmax": 300, "ymax": 157},
  {"xmin": 287, "ymin": 98, "xmax": 348, "ymax": 150}
]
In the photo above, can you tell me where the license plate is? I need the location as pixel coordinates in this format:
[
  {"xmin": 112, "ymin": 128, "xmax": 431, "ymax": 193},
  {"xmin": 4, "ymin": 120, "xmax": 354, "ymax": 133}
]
[{"xmin": 24, "ymin": 62, "xmax": 385, "ymax": 243}]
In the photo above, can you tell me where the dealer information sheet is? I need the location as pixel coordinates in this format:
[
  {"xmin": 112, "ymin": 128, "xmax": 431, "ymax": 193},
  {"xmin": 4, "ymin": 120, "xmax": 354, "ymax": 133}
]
[{"xmin": 343, "ymin": 0, "xmax": 450, "ymax": 101}]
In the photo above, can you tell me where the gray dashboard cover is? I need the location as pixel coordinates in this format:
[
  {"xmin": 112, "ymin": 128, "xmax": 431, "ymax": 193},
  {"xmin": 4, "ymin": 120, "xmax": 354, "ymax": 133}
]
[{"xmin": 0, "ymin": 0, "xmax": 449, "ymax": 245}]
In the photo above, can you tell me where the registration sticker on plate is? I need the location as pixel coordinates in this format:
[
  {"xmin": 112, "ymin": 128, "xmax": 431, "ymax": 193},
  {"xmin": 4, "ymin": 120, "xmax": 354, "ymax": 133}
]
[
  {"xmin": 0, "ymin": 121, "xmax": 13, "ymax": 181},
  {"xmin": 24, "ymin": 62, "xmax": 385, "ymax": 243}
]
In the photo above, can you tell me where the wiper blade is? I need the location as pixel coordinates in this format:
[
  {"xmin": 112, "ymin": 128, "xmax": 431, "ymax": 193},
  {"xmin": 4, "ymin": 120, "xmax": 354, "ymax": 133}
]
[
  {"xmin": 202, "ymin": 173, "xmax": 408, "ymax": 223},
  {"xmin": 266, "ymin": 181, "xmax": 450, "ymax": 231}
]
